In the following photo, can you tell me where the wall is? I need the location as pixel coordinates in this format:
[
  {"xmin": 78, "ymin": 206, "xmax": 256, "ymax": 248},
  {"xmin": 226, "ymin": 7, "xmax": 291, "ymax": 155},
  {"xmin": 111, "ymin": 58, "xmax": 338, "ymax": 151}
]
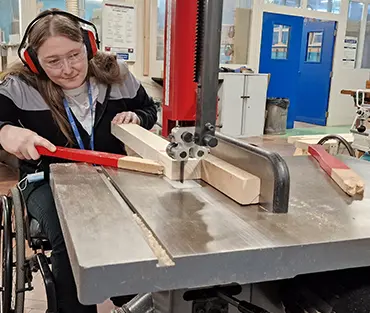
[{"xmin": 248, "ymin": 0, "xmax": 368, "ymax": 126}]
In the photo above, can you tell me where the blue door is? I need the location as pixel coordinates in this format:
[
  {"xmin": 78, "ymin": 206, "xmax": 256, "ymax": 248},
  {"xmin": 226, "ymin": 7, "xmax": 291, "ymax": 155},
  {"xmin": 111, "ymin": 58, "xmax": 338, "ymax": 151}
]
[
  {"xmin": 259, "ymin": 13, "xmax": 303, "ymax": 129},
  {"xmin": 295, "ymin": 19, "xmax": 336, "ymax": 125}
]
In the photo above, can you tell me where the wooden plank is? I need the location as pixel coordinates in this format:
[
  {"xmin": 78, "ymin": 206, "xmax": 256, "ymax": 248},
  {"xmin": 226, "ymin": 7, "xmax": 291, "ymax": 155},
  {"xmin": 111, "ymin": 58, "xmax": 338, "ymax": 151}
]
[
  {"xmin": 234, "ymin": 8, "xmax": 251, "ymax": 64},
  {"xmin": 111, "ymin": 123, "xmax": 201, "ymax": 180},
  {"xmin": 308, "ymin": 145, "xmax": 364, "ymax": 196},
  {"xmin": 294, "ymin": 137, "xmax": 353, "ymax": 150},
  {"xmin": 37, "ymin": 146, "xmax": 164, "ymax": 175},
  {"xmin": 287, "ymin": 133, "xmax": 352, "ymax": 144},
  {"xmin": 201, "ymin": 154, "xmax": 260, "ymax": 205}
]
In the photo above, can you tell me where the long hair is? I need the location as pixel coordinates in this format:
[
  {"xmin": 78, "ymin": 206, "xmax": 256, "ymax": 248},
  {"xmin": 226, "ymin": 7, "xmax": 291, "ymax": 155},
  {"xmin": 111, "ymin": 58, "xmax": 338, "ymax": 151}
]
[{"xmin": 1, "ymin": 9, "xmax": 123, "ymax": 145}]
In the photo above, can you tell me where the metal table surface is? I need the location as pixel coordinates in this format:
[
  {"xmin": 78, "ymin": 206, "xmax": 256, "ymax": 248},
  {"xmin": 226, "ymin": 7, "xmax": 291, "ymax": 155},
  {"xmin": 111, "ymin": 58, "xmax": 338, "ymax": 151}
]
[{"xmin": 50, "ymin": 155, "xmax": 370, "ymax": 305}]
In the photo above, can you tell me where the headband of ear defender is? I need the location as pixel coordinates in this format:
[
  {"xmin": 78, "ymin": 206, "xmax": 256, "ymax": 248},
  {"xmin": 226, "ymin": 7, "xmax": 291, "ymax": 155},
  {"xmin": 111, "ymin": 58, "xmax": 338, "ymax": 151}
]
[{"xmin": 18, "ymin": 9, "xmax": 100, "ymax": 76}]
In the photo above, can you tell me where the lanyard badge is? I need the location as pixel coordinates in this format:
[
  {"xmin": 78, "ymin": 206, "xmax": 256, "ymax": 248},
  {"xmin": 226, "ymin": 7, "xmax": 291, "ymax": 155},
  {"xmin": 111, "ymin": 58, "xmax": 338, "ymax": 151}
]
[{"xmin": 63, "ymin": 81, "xmax": 95, "ymax": 151}]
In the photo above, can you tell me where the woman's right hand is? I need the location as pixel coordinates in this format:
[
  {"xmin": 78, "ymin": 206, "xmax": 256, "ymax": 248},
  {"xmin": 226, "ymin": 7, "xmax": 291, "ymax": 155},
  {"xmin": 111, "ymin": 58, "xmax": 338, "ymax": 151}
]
[{"xmin": 0, "ymin": 125, "xmax": 56, "ymax": 160}]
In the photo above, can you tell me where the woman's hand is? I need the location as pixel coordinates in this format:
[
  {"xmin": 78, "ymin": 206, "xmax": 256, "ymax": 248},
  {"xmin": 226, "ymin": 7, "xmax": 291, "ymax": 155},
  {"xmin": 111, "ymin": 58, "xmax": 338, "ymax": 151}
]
[
  {"xmin": 0, "ymin": 125, "xmax": 56, "ymax": 160},
  {"xmin": 112, "ymin": 111, "xmax": 140, "ymax": 125}
]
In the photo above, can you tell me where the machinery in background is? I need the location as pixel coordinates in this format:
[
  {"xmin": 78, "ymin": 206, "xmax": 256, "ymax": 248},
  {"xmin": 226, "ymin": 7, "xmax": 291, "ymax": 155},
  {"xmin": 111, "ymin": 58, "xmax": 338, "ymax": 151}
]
[{"xmin": 349, "ymin": 89, "xmax": 370, "ymax": 155}]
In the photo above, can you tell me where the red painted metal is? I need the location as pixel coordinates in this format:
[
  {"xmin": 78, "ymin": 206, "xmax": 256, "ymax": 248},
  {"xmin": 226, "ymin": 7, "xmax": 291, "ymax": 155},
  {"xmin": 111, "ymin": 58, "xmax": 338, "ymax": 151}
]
[
  {"xmin": 162, "ymin": 0, "xmax": 199, "ymax": 137},
  {"xmin": 36, "ymin": 146, "xmax": 122, "ymax": 168}
]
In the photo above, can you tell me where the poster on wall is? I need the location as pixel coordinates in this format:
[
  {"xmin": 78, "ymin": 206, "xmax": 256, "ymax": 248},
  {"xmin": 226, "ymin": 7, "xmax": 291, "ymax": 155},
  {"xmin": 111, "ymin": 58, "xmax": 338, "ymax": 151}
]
[
  {"xmin": 220, "ymin": 24, "xmax": 235, "ymax": 64},
  {"xmin": 343, "ymin": 36, "xmax": 357, "ymax": 69},
  {"xmin": 102, "ymin": 1, "xmax": 137, "ymax": 62}
]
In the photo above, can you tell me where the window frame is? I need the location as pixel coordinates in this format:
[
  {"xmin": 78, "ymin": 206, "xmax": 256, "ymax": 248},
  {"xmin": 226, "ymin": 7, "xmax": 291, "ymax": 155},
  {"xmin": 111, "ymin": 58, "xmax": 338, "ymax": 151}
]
[
  {"xmin": 149, "ymin": 0, "xmax": 251, "ymax": 78},
  {"xmin": 348, "ymin": 0, "xmax": 370, "ymax": 68}
]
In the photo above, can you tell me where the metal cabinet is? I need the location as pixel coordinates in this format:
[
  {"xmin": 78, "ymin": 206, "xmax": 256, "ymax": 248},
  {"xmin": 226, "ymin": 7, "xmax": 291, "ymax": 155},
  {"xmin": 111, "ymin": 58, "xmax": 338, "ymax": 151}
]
[{"xmin": 217, "ymin": 73, "xmax": 268, "ymax": 138}]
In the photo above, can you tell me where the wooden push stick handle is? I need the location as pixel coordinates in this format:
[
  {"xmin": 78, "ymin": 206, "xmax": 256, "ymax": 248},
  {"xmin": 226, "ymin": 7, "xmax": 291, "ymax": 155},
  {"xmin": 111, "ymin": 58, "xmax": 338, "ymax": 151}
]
[
  {"xmin": 308, "ymin": 144, "xmax": 364, "ymax": 196},
  {"xmin": 36, "ymin": 146, "xmax": 164, "ymax": 175}
]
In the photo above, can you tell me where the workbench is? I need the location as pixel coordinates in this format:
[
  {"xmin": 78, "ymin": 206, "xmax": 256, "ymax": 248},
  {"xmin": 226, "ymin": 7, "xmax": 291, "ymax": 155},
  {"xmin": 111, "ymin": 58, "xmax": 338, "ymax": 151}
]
[{"xmin": 50, "ymin": 154, "xmax": 370, "ymax": 306}]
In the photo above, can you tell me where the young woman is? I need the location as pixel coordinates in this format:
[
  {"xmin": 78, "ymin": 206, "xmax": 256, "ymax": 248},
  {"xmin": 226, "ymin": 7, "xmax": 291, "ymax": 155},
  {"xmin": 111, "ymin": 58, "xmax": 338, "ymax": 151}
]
[{"xmin": 0, "ymin": 8, "xmax": 157, "ymax": 313}]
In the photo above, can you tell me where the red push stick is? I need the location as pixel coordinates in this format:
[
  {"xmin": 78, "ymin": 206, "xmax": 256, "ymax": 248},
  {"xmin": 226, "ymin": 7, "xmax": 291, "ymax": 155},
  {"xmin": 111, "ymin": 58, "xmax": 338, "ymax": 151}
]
[
  {"xmin": 36, "ymin": 146, "xmax": 164, "ymax": 175},
  {"xmin": 308, "ymin": 144, "xmax": 364, "ymax": 196}
]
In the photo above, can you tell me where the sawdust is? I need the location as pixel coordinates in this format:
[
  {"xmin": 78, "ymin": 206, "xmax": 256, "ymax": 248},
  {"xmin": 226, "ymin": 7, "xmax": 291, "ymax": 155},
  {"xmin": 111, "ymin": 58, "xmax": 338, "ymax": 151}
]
[{"xmin": 132, "ymin": 213, "xmax": 175, "ymax": 267}]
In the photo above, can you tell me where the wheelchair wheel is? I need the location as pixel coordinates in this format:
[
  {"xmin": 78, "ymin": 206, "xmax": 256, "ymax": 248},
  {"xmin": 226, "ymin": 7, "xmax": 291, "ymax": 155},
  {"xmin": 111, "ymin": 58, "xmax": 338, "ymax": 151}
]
[{"xmin": 0, "ymin": 187, "xmax": 26, "ymax": 313}]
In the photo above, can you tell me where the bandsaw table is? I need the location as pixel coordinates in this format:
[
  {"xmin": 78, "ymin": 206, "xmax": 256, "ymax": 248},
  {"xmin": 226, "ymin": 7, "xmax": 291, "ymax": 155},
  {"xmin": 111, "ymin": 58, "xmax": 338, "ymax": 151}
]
[{"xmin": 50, "ymin": 144, "xmax": 370, "ymax": 308}]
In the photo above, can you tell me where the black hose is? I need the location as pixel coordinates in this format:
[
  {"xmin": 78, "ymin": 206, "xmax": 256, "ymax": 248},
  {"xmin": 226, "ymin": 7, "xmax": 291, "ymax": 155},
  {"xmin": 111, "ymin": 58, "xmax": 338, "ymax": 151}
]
[{"xmin": 317, "ymin": 135, "xmax": 356, "ymax": 157}]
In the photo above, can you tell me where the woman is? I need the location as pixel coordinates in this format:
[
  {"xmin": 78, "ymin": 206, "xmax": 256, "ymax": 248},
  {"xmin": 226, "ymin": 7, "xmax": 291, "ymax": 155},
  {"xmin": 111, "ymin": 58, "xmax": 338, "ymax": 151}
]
[{"xmin": 0, "ymin": 8, "xmax": 157, "ymax": 313}]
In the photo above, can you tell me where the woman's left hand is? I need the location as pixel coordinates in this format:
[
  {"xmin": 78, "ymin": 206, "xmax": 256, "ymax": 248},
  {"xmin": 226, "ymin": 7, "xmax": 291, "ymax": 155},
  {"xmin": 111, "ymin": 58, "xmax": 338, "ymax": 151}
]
[{"xmin": 112, "ymin": 111, "xmax": 140, "ymax": 125}]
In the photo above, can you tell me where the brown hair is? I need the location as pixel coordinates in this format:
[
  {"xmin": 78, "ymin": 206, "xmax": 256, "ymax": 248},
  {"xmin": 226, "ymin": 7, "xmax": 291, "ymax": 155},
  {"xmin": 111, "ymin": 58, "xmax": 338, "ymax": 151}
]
[{"xmin": 1, "ymin": 8, "xmax": 124, "ymax": 145}]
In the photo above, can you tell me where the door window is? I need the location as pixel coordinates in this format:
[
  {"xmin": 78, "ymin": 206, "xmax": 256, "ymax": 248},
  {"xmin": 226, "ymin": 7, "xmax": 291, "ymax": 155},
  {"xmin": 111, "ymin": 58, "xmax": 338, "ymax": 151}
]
[
  {"xmin": 305, "ymin": 31, "xmax": 323, "ymax": 62},
  {"xmin": 271, "ymin": 24, "xmax": 291, "ymax": 59}
]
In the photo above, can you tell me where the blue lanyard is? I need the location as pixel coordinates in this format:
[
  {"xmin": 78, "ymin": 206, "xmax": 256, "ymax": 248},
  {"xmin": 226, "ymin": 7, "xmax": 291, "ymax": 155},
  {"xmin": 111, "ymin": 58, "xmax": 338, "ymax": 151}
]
[{"xmin": 63, "ymin": 82, "xmax": 94, "ymax": 150}]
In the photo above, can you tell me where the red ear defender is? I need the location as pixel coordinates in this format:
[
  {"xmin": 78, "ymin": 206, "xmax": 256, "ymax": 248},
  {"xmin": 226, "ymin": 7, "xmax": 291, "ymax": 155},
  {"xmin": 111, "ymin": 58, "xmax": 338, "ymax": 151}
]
[
  {"xmin": 82, "ymin": 29, "xmax": 98, "ymax": 60},
  {"xmin": 23, "ymin": 50, "xmax": 39, "ymax": 74},
  {"xmin": 19, "ymin": 10, "xmax": 101, "ymax": 73},
  {"xmin": 23, "ymin": 47, "xmax": 46, "ymax": 75},
  {"xmin": 87, "ymin": 30, "xmax": 98, "ymax": 57}
]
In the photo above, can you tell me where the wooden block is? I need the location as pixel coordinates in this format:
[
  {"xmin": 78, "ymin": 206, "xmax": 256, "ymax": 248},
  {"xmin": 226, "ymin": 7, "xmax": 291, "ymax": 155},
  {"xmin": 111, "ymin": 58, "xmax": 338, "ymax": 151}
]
[
  {"xmin": 293, "ymin": 148, "xmax": 308, "ymax": 156},
  {"xmin": 308, "ymin": 145, "xmax": 364, "ymax": 196},
  {"xmin": 201, "ymin": 155, "xmax": 260, "ymax": 205},
  {"xmin": 111, "ymin": 123, "xmax": 201, "ymax": 180},
  {"xmin": 36, "ymin": 146, "xmax": 164, "ymax": 175}
]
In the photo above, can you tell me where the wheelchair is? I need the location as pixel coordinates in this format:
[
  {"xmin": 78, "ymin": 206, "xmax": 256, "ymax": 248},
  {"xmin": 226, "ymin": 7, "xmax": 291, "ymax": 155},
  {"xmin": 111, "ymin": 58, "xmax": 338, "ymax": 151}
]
[{"xmin": 0, "ymin": 185, "xmax": 57, "ymax": 313}]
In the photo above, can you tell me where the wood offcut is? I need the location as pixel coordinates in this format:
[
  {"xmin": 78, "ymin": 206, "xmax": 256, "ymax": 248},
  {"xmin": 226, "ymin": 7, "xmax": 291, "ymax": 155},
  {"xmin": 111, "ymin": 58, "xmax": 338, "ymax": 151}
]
[{"xmin": 308, "ymin": 144, "xmax": 364, "ymax": 196}]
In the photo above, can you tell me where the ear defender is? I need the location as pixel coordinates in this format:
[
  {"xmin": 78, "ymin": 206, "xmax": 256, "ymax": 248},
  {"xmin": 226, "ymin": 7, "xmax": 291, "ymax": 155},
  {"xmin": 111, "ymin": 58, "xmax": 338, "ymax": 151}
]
[
  {"xmin": 18, "ymin": 10, "xmax": 100, "ymax": 75},
  {"xmin": 82, "ymin": 28, "xmax": 98, "ymax": 60},
  {"xmin": 23, "ymin": 47, "xmax": 46, "ymax": 75}
]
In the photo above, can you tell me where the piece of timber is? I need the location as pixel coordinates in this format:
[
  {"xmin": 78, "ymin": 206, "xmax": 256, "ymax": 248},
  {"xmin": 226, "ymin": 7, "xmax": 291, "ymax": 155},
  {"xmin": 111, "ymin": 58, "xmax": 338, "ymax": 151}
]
[
  {"xmin": 111, "ymin": 123, "xmax": 201, "ymax": 180},
  {"xmin": 308, "ymin": 144, "xmax": 364, "ymax": 196},
  {"xmin": 287, "ymin": 133, "xmax": 352, "ymax": 145},
  {"xmin": 294, "ymin": 137, "xmax": 354, "ymax": 151},
  {"xmin": 50, "ymin": 156, "xmax": 370, "ymax": 305},
  {"xmin": 37, "ymin": 146, "xmax": 163, "ymax": 175},
  {"xmin": 201, "ymin": 154, "xmax": 260, "ymax": 205}
]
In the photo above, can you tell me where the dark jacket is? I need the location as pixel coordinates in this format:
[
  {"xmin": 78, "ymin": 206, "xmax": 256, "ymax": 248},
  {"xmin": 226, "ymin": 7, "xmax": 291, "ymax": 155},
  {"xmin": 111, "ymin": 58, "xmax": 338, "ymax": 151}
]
[{"xmin": 0, "ymin": 60, "xmax": 158, "ymax": 180}]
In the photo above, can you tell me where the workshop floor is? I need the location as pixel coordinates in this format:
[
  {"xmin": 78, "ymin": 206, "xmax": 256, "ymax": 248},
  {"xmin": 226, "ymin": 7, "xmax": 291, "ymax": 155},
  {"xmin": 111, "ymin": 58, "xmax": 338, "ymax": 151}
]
[
  {"xmin": 0, "ymin": 121, "xmax": 352, "ymax": 312},
  {"xmin": 23, "ymin": 271, "xmax": 115, "ymax": 312}
]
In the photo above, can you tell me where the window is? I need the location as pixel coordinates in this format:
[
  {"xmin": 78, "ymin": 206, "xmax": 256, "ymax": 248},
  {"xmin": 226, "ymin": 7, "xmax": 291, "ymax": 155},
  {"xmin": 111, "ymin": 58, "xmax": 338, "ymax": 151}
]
[
  {"xmin": 0, "ymin": 0, "xmax": 20, "ymax": 43},
  {"xmin": 345, "ymin": 1, "xmax": 362, "ymax": 68},
  {"xmin": 156, "ymin": 0, "xmax": 165, "ymax": 61},
  {"xmin": 85, "ymin": 0, "xmax": 103, "ymax": 21},
  {"xmin": 362, "ymin": 5, "xmax": 370, "ymax": 68},
  {"xmin": 220, "ymin": 0, "xmax": 252, "ymax": 64},
  {"xmin": 265, "ymin": 0, "xmax": 301, "ymax": 9},
  {"xmin": 38, "ymin": 0, "xmax": 66, "ymax": 11},
  {"xmin": 307, "ymin": 0, "xmax": 340, "ymax": 13},
  {"xmin": 271, "ymin": 24, "xmax": 290, "ymax": 60},
  {"xmin": 305, "ymin": 31, "xmax": 323, "ymax": 62}
]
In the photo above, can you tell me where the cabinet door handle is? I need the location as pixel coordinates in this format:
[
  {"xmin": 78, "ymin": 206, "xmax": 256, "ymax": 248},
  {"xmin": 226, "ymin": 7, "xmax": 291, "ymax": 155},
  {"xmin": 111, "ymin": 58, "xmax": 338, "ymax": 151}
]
[{"xmin": 241, "ymin": 95, "xmax": 250, "ymax": 99}]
